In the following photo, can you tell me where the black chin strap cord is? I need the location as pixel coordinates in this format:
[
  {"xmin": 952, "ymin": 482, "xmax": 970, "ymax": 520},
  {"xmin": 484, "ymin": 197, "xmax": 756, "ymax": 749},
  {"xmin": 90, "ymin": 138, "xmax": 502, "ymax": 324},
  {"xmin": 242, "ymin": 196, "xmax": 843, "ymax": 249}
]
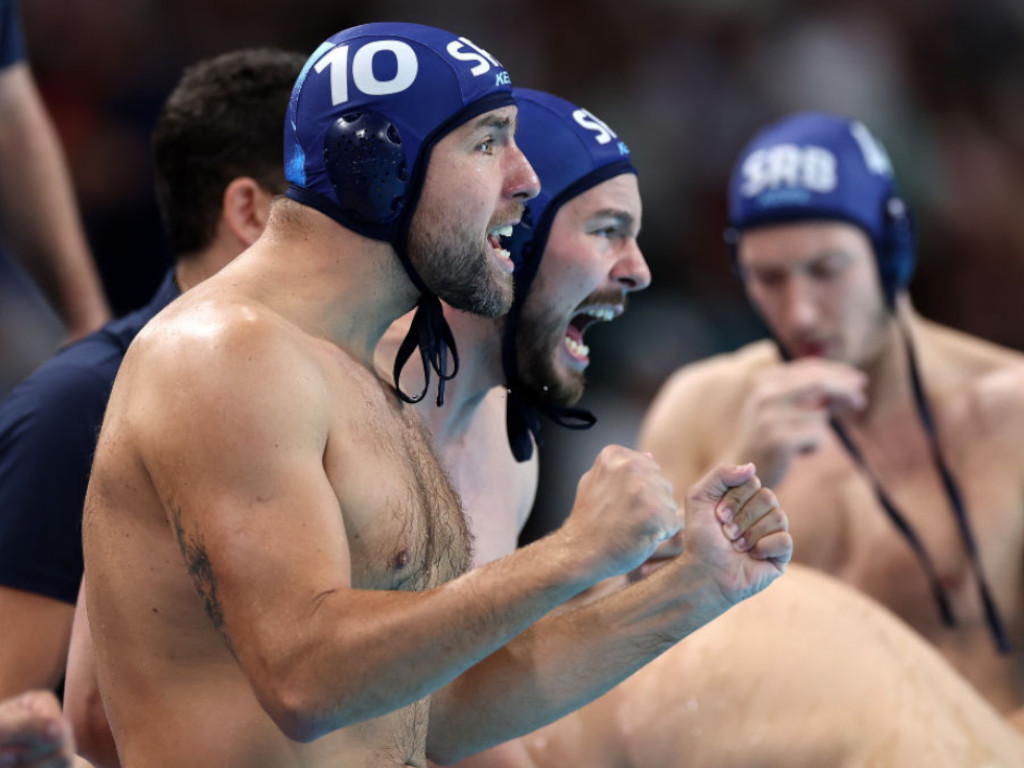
[
  {"xmin": 392, "ymin": 291, "xmax": 460, "ymax": 407},
  {"xmin": 828, "ymin": 319, "xmax": 1010, "ymax": 653}
]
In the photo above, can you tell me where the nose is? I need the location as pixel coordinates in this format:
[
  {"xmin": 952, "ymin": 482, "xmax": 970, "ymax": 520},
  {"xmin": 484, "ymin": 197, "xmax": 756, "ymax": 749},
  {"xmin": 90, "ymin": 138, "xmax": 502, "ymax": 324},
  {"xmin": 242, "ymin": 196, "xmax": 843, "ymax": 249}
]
[
  {"xmin": 505, "ymin": 141, "xmax": 541, "ymax": 202},
  {"xmin": 610, "ymin": 239, "xmax": 652, "ymax": 292},
  {"xmin": 782, "ymin": 275, "xmax": 820, "ymax": 330}
]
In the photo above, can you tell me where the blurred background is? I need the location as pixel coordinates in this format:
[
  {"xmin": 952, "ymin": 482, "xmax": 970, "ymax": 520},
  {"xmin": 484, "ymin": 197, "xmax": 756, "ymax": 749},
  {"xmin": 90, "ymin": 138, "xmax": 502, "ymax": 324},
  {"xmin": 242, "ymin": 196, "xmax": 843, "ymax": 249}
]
[{"xmin": 2, "ymin": 0, "xmax": 1022, "ymax": 534}]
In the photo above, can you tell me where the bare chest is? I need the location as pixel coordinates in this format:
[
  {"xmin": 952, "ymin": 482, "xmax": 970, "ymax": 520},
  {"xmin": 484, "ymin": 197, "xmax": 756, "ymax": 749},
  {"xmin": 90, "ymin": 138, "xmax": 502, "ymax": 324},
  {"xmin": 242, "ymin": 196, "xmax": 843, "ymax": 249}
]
[
  {"xmin": 324, "ymin": 384, "xmax": 471, "ymax": 592},
  {"xmin": 444, "ymin": 424, "xmax": 533, "ymax": 569},
  {"xmin": 777, "ymin": 428, "xmax": 1024, "ymax": 634}
]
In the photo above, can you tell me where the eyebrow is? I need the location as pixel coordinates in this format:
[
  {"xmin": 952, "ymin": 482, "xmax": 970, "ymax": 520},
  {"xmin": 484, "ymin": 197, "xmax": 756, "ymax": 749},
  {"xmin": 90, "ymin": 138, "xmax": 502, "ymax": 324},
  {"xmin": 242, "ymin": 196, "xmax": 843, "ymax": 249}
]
[
  {"xmin": 589, "ymin": 209, "xmax": 637, "ymax": 230},
  {"xmin": 469, "ymin": 113, "xmax": 516, "ymax": 134},
  {"xmin": 747, "ymin": 248, "xmax": 850, "ymax": 271}
]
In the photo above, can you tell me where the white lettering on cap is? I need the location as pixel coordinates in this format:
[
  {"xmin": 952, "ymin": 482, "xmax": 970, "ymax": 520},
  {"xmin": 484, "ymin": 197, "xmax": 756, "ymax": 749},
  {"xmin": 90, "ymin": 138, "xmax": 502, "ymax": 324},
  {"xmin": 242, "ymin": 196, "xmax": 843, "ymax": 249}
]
[
  {"xmin": 572, "ymin": 108, "xmax": 618, "ymax": 145},
  {"xmin": 740, "ymin": 144, "xmax": 837, "ymax": 197},
  {"xmin": 850, "ymin": 121, "xmax": 893, "ymax": 177}
]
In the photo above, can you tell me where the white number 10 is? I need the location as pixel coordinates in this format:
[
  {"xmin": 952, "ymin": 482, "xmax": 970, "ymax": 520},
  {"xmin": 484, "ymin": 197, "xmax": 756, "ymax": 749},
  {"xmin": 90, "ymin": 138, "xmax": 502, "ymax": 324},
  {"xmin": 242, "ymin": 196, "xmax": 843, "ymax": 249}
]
[{"xmin": 315, "ymin": 41, "xmax": 420, "ymax": 106}]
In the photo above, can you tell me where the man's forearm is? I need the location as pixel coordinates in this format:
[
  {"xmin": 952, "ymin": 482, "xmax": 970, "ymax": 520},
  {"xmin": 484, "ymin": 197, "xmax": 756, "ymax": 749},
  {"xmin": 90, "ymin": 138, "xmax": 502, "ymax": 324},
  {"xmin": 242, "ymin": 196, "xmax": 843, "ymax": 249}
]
[
  {"xmin": 0, "ymin": 65, "xmax": 108, "ymax": 338},
  {"xmin": 426, "ymin": 554, "xmax": 729, "ymax": 763},
  {"xmin": 248, "ymin": 531, "xmax": 609, "ymax": 743}
]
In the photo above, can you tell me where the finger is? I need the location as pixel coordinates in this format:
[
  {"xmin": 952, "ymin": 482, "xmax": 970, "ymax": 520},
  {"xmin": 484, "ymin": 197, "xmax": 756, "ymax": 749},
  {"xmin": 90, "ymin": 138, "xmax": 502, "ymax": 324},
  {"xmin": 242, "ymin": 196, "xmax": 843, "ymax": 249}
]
[
  {"xmin": 712, "ymin": 474, "xmax": 763, "ymax": 524},
  {"xmin": 760, "ymin": 364, "xmax": 867, "ymax": 410},
  {"xmin": 774, "ymin": 379, "xmax": 866, "ymax": 411},
  {"xmin": 656, "ymin": 499, "xmax": 683, "ymax": 542},
  {"xmin": 688, "ymin": 462, "xmax": 758, "ymax": 507},
  {"xmin": 726, "ymin": 493, "xmax": 787, "ymax": 547},
  {"xmin": 652, "ymin": 529, "xmax": 686, "ymax": 560},
  {"xmin": 760, "ymin": 413, "xmax": 829, "ymax": 455},
  {"xmin": 747, "ymin": 530, "xmax": 794, "ymax": 565}
]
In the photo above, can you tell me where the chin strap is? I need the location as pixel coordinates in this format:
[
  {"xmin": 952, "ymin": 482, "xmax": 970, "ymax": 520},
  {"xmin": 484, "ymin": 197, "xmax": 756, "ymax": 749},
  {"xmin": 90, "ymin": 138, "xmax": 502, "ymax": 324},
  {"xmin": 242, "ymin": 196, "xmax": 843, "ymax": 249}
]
[
  {"xmin": 826, "ymin": 318, "xmax": 1009, "ymax": 653},
  {"xmin": 504, "ymin": 380, "xmax": 597, "ymax": 462},
  {"xmin": 392, "ymin": 292, "xmax": 460, "ymax": 407}
]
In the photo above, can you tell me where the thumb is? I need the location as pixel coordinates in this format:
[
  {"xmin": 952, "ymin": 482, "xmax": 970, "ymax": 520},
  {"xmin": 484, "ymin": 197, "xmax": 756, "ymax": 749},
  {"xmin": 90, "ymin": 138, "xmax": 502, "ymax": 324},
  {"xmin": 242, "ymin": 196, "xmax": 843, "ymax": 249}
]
[{"xmin": 689, "ymin": 462, "xmax": 757, "ymax": 504}]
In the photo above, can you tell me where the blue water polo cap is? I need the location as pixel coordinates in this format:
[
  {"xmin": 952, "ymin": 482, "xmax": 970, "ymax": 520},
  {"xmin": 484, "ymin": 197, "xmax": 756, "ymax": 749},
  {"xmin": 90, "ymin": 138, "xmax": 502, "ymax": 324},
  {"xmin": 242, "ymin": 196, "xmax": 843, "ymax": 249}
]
[
  {"xmin": 285, "ymin": 22, "xmax": 515, "ymax": 241},
  {"xmin": 502, "ymin": 88, "xmax": 637, "ymax": 461},
  {"xmin": 284, "ymin": 22, "xmax": 516, "ymax": 406},
  {"xmin": 727, "ymin": 112, "xmax": 915, "ymax": 306}
]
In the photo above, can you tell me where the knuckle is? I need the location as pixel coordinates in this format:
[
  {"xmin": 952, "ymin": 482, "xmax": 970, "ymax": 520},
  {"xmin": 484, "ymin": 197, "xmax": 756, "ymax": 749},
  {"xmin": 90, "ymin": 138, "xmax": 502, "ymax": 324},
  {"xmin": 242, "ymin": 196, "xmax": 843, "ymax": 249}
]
[{"xmin": 772, "ymin": 507, "xmax": 789, "ymax": 530}]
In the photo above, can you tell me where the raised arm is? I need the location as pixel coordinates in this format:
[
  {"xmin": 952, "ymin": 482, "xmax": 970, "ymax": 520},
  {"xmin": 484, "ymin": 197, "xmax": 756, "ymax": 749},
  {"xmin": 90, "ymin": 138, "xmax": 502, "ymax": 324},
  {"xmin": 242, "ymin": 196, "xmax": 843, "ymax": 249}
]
[
  {"xmin": 640, "ymin": 352, "xmax": 866, "ymax": 490},
  {"xmin": 0, "ymin": 61, "xmax": 108, "ymax": 339},
  {"xmin": 427, "ymin": 462, "xmax": 792, "ymax": 763},
  {"xmin": 121, "ymin": 310, "xmax": 681, "ymax": 744}
]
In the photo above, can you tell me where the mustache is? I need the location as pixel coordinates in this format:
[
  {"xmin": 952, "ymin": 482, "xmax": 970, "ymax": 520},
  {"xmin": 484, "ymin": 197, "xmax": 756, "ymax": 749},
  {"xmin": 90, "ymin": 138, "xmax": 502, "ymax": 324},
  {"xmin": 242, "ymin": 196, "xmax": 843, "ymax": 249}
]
[
  {"xmin": 573, "ymin": 288, "xmax": 629, "ymax": 313},
  {"xmin": 488, "ymin": 201, "xmax": 525, "ymax": 229}
]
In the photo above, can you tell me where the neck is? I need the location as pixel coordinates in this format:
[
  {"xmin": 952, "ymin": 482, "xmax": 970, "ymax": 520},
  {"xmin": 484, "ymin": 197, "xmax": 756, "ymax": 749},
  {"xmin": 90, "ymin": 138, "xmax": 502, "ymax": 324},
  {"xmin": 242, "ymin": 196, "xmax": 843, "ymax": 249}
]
[
  {"xmin": 174, "ymin": 237, "xmax": 245, "ymax": 294},
  {"xmin": 853, "ymin": 294, "xmax": 921, "ymax": 425},
  {"xmin": 377, "ymin": 304, "xmax": 505, "ymax": 442},
  {"xmin": 220, "ymin": 203, "xmax": 419, "ymax": 367}
]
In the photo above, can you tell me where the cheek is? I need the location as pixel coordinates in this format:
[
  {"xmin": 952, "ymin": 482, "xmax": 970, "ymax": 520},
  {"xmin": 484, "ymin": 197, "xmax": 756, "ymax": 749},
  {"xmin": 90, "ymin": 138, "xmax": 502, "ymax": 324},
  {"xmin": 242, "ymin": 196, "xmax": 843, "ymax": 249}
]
[{"xmin": 746, "ymin": 285, "xmax": 783, "ymax": 326}]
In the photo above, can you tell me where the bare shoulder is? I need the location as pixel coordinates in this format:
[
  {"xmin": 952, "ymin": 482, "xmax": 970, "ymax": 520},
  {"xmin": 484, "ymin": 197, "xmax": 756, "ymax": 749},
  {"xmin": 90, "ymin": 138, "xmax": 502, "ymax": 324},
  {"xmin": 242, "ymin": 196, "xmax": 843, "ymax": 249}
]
[
  {"xmin": 925, "ymin": 321, "xmax": 1024, "ymax": 460},
  {"xmin": 640, "ymin": 340, "xmax": 777, "ymax": 443},
  {"xmin": 924, "ymin": 321, "xmax": 1024, "ymax": 438},
  {"xmin": 120, "ymin": 288, "xmax": 334, "ymax": 463},
  {"xmin": 638, "ymin": 340, "xmax": 776, "ymax": 491},
  {"xmin": 965, "ymin": 358, "xmax": 1024, "ymax": 444}
]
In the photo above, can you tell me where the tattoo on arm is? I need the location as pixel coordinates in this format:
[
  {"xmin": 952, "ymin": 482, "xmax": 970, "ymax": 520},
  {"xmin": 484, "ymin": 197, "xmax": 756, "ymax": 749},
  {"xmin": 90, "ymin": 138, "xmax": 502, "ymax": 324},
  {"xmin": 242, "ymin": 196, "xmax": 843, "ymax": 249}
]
[{"xmin": 169, "ymin": 501, "xmax": 234, "ymax": 653}]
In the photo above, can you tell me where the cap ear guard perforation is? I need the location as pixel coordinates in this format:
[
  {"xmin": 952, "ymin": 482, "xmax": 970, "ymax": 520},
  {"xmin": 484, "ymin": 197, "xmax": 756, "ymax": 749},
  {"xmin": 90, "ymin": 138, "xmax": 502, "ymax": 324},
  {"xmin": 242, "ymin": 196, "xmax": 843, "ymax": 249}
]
[{"xmin": 324, "ymin": 110, "xmax": 407, "ymax": 225}]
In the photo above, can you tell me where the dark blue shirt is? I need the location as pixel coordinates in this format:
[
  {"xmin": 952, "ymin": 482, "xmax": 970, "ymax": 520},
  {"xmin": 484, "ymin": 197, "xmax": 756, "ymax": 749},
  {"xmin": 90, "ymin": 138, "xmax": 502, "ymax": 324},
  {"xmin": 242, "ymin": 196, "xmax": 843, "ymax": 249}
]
[
  {"xmin": 0, "ymin": 270, "xmax": 179, "ymax": 603},
  {"xmin": 0, "ymin": 0, "xmax": 25, "ymax": 69}
]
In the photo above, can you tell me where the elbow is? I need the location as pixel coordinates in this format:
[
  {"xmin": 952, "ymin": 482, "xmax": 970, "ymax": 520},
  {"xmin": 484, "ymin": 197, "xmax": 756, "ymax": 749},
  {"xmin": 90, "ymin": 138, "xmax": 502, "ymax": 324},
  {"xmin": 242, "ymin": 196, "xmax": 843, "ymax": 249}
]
[
  {"xmin": 260, "ymin": 683, "xmax": 334, "ymax": 744},
  {"xmin": 425, "ymin": 728, "xmax": 475, "ymax": 766},
  {"xmin": 258, "ymin": 673, "xmax": 369, "ymax": 744},
  {"xmin": 425, "ymin": 748, "xmax": 464, "ymax": 767}
]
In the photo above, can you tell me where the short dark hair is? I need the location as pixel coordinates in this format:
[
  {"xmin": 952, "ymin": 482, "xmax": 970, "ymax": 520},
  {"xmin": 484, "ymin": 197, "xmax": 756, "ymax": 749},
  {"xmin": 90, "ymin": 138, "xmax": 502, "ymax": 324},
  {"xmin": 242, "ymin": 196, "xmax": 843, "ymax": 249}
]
[{"xmin": 152, "ymin": 48, "xmax": 305, "ymax": 256}]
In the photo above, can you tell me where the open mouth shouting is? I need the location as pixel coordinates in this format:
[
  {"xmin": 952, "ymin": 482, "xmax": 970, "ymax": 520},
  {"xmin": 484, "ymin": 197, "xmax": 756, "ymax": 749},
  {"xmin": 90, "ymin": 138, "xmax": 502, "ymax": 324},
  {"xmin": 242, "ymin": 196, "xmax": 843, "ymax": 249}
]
[
  {"xmin": 487, "ymin": 224, "xmax": 515, "ymax": 272},
  {"xmin": 563, "ymin": 301, "xmax": 623, "ymax": 367}
]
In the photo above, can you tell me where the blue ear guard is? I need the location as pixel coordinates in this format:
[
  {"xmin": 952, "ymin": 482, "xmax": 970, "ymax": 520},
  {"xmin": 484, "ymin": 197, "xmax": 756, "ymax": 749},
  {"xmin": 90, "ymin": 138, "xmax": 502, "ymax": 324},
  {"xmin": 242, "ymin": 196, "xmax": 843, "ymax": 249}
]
[
  {"xmin": 726, "ymin": 112, "xmax": 915, "ymax": 307},
  {"xmin": 323, "ymin": 111, "xmax": 408, "ymax": 225}
]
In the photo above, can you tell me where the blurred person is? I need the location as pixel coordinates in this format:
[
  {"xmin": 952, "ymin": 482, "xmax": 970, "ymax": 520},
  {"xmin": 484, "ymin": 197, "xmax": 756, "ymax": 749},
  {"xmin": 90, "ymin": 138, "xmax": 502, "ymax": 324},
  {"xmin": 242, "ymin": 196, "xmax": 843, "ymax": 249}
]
[
  {"xmin": 0, "ymin": 0, "xmax": 108, "ymax": 340},
  {"xmin": 0, "ymin": 46, "xmax": 305, "ymax": 713},
  {"xmin": 641, "ymin": 111, "xmax": 1024, "ymax": 721},
  {"xmin": 81, "ymin": 23, "xmax": 788, "ymax": 768}
]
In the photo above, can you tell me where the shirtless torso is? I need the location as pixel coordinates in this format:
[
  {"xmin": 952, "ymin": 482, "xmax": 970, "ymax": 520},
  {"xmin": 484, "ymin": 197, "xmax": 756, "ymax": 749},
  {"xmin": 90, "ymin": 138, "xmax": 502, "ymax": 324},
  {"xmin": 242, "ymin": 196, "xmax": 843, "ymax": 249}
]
[
  {"xmin": 84, "ymin": 277, "xmax": 468, "ymax": 768},
  {"xmin": 641, "ymin": 321, "xmax": 1024, "ymax": 712}
]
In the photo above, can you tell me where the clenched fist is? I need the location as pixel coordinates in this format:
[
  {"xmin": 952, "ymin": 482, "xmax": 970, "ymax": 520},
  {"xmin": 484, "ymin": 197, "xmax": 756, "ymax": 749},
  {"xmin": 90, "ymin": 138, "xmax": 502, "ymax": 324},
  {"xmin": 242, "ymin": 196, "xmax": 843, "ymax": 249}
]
[
  {"xmin": 727, "ymin": 358, "xmax": 865, "ymax": 487},
  {"xmin": 0, "ymin": 690, "xmax": 78, "ymax": 768},
  {"xmin": 561, "ymin": 445, "xmax": 681, "ymax": 583},
  {"xmin": 683, "ymin": 462, "xmax": 792, "ymax": 606}
]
